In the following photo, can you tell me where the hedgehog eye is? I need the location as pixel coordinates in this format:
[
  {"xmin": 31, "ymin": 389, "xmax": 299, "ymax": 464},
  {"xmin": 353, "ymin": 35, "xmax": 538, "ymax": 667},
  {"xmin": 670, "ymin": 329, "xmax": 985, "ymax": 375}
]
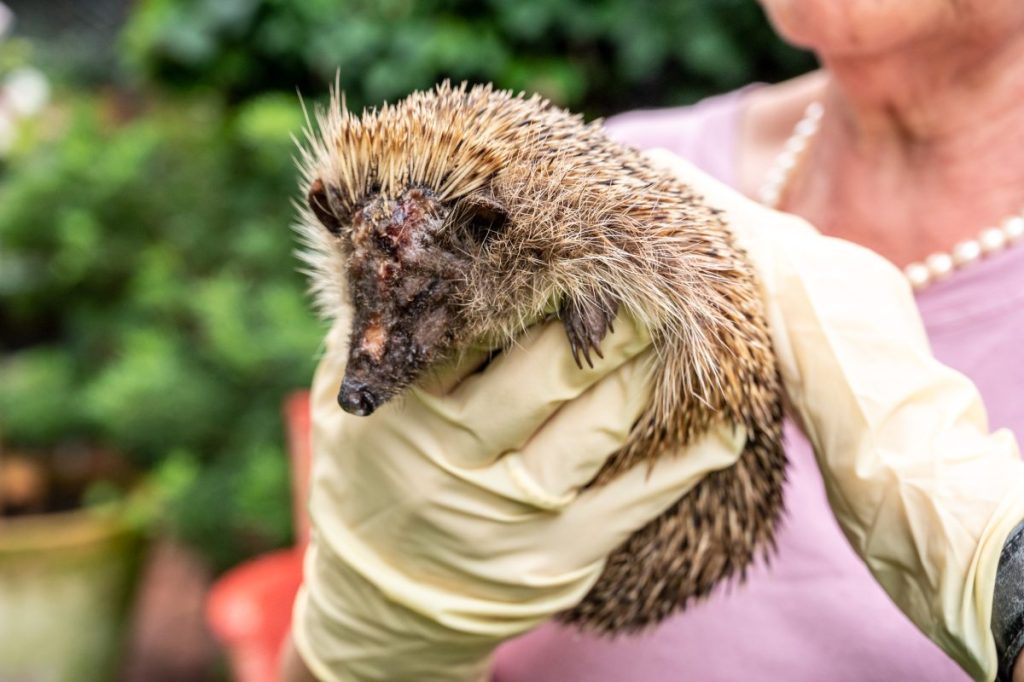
[
  {"xmin": 458, "ymin": 191, "xmax": 507, "ymax": 245},
  {"xmin": 307, "ymin": 178, "xmax": 353, "ymax": 236}
]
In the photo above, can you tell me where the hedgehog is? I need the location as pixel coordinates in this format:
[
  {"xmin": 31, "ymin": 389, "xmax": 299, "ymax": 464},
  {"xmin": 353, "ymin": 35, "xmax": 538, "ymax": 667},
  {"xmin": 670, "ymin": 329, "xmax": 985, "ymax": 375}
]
[{"xmin": 295, "ymin": 81, "xmax": 787, "ymax": 633}]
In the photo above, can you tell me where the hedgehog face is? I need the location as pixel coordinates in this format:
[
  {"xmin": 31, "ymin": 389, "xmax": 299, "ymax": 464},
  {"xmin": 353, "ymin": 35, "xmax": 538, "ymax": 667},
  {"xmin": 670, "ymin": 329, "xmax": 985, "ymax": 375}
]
[{"xmin": 309, "ymin": 180, "xmax": 508, "ymax": 416}]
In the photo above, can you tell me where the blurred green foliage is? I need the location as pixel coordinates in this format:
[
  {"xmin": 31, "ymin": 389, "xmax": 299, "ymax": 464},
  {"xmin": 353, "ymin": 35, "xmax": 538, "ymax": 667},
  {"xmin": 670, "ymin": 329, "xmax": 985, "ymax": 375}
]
[
  {"xmin": 0, "ymin": 0, "xmax": 813, "ymax": 569},
  {"xmin": 0, "ymin": 94, "xmax": 323, "ymax": 568},
  {"xmin": 121, "ymin": 0, "xmax": 814, "ymax": 114}
]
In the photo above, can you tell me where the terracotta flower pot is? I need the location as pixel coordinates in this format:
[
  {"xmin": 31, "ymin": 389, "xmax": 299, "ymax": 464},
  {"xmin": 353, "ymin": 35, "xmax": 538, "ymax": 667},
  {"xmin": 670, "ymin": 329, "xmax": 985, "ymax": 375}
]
[{"xmin": 0, "ymin": 503, "xmax": 146, "ymax": 681}]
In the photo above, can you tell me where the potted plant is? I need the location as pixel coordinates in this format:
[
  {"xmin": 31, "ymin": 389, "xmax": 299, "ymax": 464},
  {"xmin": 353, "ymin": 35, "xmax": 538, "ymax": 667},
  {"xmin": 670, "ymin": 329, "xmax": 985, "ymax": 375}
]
[{"xmin": 0, "ymin": 439, "xmax": 148, "ymax": 681}]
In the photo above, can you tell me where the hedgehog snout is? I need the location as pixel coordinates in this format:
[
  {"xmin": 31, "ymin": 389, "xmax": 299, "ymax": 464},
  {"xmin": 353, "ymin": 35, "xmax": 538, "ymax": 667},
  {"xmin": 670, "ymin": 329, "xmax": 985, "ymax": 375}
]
[{"xmin": 337, "ymin": 377, "xmax": 379, "ymax": 416}]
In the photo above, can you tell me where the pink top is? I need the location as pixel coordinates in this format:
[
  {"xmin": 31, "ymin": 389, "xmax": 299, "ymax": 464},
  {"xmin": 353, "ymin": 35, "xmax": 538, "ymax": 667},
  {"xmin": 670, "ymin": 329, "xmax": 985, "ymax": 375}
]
[{"xmin": 491, "ymin": 88, "xmax": 1024, "ymax": 681}]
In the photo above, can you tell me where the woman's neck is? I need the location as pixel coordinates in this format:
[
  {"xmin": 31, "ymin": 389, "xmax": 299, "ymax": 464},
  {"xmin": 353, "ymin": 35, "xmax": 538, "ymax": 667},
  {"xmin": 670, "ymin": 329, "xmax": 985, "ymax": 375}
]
[{"xmin": 783, "ymin": 28, "xmax": 1024, "ymax": 267}]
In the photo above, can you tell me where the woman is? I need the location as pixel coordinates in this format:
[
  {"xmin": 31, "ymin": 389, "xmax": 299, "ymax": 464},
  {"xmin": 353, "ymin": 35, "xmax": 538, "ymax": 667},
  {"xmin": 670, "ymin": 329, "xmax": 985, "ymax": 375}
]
[
  {"xmin": 284, "ymin": 1, "xmax": 1024, "ymax": 679},
  {"xmin": 492, "ymin": 1, "xmax": 1024, "ymax": 680}
]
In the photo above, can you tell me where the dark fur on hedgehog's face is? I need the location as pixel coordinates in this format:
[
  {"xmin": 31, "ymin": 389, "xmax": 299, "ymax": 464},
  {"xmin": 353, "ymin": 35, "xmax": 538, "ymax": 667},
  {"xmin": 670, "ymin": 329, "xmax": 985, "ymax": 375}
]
[{"xmin": 308, "ymin": 179, "xmax": 507, "ymax": 415}]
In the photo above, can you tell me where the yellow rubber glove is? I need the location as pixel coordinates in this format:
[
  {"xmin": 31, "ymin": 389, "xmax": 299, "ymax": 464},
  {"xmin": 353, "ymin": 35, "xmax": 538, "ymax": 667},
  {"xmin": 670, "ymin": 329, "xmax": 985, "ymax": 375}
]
[
  {"xmin": 293, "ymin": 150, "xmax": 1024, "ymax": 682},
  {"xmin": 294, "ymin": 315, "xmax": 748, "ymax": 682}
]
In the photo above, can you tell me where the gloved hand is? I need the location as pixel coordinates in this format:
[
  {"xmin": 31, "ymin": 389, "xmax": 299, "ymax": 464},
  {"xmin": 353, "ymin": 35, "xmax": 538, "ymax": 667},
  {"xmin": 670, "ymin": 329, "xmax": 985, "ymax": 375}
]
[
  {"xmin": 293, "ymin": 311, "xmax": 749, "ymax": 682},
  {"xmin": 292, "ymin": 150, "xmax": 1024, "ymax": 682}
]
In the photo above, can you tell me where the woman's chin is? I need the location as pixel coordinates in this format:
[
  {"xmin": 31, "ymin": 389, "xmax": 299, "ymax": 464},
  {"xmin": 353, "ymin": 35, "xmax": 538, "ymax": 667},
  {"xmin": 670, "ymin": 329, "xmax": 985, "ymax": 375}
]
[{"xmin": 757, "ymin": 0, "xmax": 956, "ymax": 57}]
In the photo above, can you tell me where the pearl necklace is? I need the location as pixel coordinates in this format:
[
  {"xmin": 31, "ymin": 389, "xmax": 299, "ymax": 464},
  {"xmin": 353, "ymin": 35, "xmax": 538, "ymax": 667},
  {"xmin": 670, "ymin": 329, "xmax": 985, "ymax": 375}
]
[{"xmin": 759, "ymin": 102, "xmax": 1024, "ymax": 291}]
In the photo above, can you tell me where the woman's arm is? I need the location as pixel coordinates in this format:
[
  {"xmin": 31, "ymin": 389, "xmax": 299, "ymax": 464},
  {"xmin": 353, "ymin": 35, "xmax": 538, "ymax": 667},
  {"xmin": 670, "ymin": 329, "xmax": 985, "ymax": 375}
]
[{"xmin": 649, "ymin": 150, "xmax": 1024, "ymax": 681}]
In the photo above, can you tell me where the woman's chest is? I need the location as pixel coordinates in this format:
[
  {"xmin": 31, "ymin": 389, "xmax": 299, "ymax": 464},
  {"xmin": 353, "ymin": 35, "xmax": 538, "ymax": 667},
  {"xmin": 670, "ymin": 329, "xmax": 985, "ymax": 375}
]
[{"xmin": 925, "ymin": 302, "xmax": 1024, "ymax": 437}]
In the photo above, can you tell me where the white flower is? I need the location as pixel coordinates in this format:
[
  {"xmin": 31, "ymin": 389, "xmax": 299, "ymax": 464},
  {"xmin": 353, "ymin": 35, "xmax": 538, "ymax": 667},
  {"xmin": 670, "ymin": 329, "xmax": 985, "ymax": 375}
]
[
  {"xmin": 0, "ymin": 3, "xmax": 11, "ymax": 40},
  {"xmin": 5, "ymin": 67, "xmax": 50, "ymax": 118}
]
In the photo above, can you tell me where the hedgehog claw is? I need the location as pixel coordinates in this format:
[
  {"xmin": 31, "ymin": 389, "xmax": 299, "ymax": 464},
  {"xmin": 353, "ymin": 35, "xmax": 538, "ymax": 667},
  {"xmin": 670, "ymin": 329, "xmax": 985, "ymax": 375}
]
[
  {"xmin": 560, "ymin": 289, "xmax": 619, "ymax": 370},
  {"xmin": 568, "ymin": 336, "xmax": 583, "ymax": 369},
  {"xmin": 580, "ymin": 341, "xmax": 594, "ymax": 369}
]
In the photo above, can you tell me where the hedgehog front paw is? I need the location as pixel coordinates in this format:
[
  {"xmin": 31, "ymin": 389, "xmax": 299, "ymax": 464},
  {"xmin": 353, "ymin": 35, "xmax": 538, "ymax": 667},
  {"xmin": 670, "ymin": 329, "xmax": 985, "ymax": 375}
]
[{"xmin": 560, "ymin": 289, "xmax": 619, "ymax": 369}]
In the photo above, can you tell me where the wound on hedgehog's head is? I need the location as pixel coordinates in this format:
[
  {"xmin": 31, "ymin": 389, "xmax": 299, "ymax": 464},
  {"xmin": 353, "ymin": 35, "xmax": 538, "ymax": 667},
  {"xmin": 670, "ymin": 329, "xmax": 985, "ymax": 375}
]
[{"xmin": 307, "ymin": 176, "xmax": 507, "ymax": 416}]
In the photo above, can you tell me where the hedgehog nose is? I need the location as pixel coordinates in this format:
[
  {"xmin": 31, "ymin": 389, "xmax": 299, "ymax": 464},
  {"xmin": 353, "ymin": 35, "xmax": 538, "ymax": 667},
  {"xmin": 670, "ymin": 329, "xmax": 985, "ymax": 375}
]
[{"xmin": 337, "ymin": 379, "xmax": 378, "ymax": 416}]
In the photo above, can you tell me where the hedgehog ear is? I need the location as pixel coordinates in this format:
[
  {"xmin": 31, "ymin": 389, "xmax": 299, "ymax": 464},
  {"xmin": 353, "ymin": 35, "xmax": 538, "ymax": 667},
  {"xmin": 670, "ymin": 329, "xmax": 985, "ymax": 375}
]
[
  {"xmin": 307, "ymin": 178, "xmax": 344, "ymax": 236},
  {"xmin": 459, "ymin": 190, "xmax": 508, "ymax": 244}
]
